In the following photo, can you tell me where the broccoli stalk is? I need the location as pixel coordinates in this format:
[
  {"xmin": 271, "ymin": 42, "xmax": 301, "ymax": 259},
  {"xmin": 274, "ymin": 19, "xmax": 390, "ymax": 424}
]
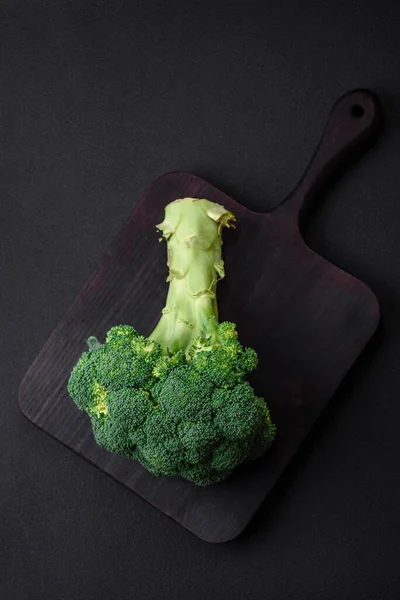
[
  {"xmin": 68, "ymin": 197, "xmax": 276, "ymax": 486},
  {"xmin": 149, "ymin": 198, "xmax": 235, "ymax": 354}
]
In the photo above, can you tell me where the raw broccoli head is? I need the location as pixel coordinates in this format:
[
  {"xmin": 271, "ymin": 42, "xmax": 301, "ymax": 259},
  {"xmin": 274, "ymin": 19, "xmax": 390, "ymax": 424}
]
[{"xmin": 68, "ymin": 198, "xmax": 276, "ymax": 486}]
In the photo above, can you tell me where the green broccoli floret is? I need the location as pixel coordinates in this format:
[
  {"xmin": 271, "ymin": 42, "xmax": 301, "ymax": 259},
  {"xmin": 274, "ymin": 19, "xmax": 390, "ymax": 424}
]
[{"xmin": 68, "ymin": 197, "xmax": 276, "ymax": 486}]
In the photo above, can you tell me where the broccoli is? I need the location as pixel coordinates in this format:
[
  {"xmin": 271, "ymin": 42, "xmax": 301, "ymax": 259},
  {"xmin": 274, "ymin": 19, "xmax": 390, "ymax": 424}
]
[{"xmin": 68, "ymin": 197, "xmax": 276, "ymax": 485}]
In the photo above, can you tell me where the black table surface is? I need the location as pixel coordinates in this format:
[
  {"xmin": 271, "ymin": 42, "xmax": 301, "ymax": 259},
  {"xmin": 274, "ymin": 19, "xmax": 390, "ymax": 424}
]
[{"xmin": 2, "ymin": 1, "xmax": 400, "ymax": 598}]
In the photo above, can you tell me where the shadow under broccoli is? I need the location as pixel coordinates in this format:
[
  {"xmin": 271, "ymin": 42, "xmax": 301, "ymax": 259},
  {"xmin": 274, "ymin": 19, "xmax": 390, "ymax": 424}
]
[{"xmin": 68, "ymin": 197, "xmax": 276, "ymax": 485}]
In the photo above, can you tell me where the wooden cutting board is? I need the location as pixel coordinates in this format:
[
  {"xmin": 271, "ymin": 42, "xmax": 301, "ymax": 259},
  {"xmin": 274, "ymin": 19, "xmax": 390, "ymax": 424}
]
[{"xmin": 19, "ymin": 89, "xmax": 383, "ymax": 543}]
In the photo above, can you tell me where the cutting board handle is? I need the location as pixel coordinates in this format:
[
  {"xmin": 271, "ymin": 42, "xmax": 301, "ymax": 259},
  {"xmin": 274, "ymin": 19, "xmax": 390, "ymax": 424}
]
[{"xmin": 279, "ymin": 89, "xmax": 383, "ymax": 226}]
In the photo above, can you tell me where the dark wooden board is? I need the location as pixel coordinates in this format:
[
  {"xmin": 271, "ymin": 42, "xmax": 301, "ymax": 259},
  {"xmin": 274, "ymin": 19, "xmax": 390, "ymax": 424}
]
[{"xmin": 19, "ymin": 90, "xmax": 383, "ymax": 543}]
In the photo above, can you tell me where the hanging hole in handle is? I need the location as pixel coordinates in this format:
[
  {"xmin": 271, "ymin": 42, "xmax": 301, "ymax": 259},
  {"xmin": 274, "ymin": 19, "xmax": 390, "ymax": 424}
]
[{"xmin": 350, "ymin": 104, "xmax": 365, "ymax": 118}]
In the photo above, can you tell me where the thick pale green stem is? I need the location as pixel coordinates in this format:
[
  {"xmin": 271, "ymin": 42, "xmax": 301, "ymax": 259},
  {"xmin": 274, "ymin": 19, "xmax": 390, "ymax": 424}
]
[{"xmin": 149, "ymin": 197, "xmax": 235, "ymax": 355}]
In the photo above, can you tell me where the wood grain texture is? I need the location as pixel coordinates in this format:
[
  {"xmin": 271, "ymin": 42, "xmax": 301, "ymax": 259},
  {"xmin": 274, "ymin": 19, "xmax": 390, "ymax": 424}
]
[{"xmin": 19, "ymin": 89, "xmax": 383, "ymax": 542}]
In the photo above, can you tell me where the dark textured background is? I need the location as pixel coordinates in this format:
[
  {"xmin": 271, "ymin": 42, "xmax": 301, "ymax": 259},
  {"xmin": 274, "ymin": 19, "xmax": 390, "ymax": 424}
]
[{"xmin": 2, "ymin": 1, "xmax": 400, "ymax": 598}]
